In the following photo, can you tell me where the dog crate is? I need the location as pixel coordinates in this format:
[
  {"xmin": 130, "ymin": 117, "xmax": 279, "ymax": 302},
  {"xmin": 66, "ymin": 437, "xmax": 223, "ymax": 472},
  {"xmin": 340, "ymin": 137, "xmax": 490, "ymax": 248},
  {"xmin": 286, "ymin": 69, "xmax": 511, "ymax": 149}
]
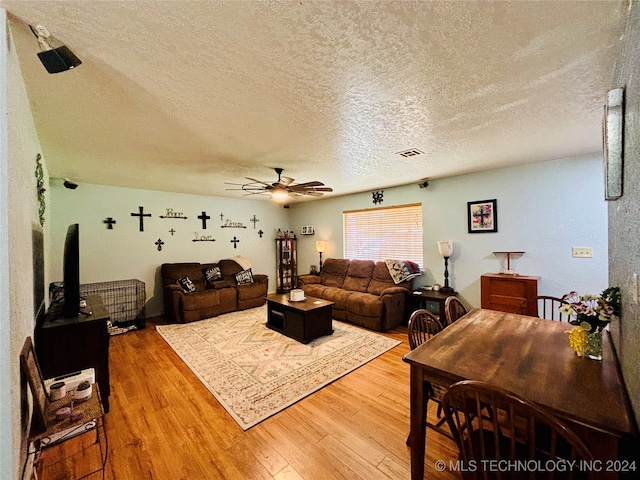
[{"xmin": 79, "ymin": 279, "xmax": 146, "ymax": 334}]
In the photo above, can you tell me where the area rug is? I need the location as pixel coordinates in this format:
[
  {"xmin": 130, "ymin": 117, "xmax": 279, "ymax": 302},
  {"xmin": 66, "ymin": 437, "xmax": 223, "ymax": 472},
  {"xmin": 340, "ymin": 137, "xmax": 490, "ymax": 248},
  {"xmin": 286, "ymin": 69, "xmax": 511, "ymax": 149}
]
[{"xmin": 156, "ymin": 306, "xmax": 400, "ymax": 430}]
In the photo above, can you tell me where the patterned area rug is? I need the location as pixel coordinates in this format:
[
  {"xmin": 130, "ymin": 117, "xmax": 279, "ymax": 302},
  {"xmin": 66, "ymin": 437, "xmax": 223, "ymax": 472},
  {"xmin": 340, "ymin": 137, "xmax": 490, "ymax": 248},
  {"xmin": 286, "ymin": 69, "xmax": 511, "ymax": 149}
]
[{"xmin": 156, "ymin": 305, "xmax": 400, "ymax": 430}]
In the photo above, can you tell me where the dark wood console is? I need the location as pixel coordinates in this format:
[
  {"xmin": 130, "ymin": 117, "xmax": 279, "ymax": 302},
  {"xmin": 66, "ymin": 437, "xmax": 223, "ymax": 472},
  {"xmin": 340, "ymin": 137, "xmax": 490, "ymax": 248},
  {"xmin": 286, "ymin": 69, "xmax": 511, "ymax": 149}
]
[{"xmin": 35, "ymin": 294, "xmax": 111, "ymax": 412}]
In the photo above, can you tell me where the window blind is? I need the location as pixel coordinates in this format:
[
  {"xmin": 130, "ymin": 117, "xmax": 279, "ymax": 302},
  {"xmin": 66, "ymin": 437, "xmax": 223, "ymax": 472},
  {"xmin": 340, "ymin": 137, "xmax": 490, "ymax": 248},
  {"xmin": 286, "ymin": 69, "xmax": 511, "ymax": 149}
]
[{"xmin": 343, "ymin": 203, "xmax": 423, "ymax": 266}]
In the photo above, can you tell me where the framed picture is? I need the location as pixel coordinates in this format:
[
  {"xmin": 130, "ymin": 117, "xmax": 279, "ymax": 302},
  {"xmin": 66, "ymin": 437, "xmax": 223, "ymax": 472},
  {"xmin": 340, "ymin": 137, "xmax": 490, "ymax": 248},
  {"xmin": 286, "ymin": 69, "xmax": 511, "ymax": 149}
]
[
  {"xmin": 604, "ymin": 87, "xmax": 624, "ymax": 200},
  {"xmin": 468, "ymin": 199, "xmax": 497, "ymax": 233},
  {"xmin": 19, "ymin": 337, "xmax": 49, "ymax": 434}
]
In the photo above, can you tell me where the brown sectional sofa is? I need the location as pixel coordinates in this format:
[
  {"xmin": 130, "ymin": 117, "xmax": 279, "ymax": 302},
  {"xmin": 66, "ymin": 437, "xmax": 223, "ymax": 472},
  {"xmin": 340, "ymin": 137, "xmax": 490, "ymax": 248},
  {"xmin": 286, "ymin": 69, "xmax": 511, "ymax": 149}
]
[
  {"xmin": 161, "ymin": 259, "xmax": 268, "ymax": 323},
  {"xmin": 297, "ymin": 258, "xmax": 413, "ymax": 331}
]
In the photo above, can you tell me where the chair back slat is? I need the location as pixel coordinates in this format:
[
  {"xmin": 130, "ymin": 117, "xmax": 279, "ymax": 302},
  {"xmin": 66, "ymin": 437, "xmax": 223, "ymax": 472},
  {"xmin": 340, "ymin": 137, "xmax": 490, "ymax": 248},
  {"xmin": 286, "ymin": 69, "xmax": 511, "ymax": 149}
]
[
  {"xmin": 516, "ymin": 296, "xmax": 569, "ymax": 321},
  {"xmin": 407, "ymin": 309, "xmax": 444, "ymax": 350},
  {"xmin": 444, "ymin": 296, "xmax": 468, "ymax": 326},
  {"xmin": 443, "ymin": 380, "xmax": 594, "ymax": 480}
]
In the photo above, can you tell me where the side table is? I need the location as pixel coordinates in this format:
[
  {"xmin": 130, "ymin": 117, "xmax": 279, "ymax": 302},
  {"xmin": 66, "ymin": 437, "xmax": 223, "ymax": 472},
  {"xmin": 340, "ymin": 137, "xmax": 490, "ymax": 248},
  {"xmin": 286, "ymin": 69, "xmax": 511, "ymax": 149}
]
[
  {"xmin": 407, "ymin": 289, "xmax": 457, "ymax": 324},
  {"xmin": 30, "ymin": 384, "xmax": 108, "ymax": 480}
]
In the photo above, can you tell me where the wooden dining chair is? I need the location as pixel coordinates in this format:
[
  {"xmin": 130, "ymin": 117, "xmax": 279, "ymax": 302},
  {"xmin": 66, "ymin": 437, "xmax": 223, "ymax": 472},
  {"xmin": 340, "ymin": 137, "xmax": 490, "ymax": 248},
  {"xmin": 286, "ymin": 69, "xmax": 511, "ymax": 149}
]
[
  {"xmin": 442, "ymin": 380, "xmax": 594, "ymax": 480},
  {"xmin": 406, "ymin": 309, "xmax": 452, "ymax": 445},
  {"xmin": 515, "ymin": 295, "xmax": 569, "ymax": 321},
  {"xmin": 444, "ymin": 296, "xmax": 468, "ymax": 326}
]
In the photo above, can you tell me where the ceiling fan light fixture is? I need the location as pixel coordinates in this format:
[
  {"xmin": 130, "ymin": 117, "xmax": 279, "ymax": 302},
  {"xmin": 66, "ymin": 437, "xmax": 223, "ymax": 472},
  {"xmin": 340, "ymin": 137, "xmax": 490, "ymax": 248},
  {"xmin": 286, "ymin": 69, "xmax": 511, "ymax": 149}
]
[{"xmin": 271, "ymin": 185, "xmax": 289, "ymax": 200}]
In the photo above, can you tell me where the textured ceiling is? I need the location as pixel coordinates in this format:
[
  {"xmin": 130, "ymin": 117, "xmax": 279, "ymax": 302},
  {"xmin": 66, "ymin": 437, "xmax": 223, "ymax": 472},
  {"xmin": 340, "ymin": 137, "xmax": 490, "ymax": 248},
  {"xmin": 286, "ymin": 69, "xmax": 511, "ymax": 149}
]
[{"xmin": 2, "ymin": 0, "xmax": 630, "ymax": 202}]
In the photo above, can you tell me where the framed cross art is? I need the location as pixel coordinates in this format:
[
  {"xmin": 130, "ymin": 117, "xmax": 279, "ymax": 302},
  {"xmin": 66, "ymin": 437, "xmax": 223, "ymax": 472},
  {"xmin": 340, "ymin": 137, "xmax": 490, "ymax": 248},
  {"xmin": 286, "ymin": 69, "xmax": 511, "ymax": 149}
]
[{"xmin": 468, "ymin": 199, "xmax": 497, "ymax": 233}]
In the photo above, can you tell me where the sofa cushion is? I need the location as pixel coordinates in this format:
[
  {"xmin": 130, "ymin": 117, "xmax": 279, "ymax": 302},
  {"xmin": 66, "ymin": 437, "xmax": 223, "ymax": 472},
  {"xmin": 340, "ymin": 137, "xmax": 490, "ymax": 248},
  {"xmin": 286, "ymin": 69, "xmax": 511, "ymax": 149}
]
[
  {"xmin": 346, "ymin": 292, "xmax": 384, "ymax": 317},
  {"xmin": 321, "ymin": 287, "xmax": 353, "ymax": 312},
  {"xmin": 177, "ymin": 275, "xmax": 196, "ymax": 293},
  {"xmin": 235, "ymin": 268, "xmax": 254, "ymax": 285},
  {"xmin": 162, "ymin": 263, "xmax": 206, "ymax": 290},
  {"xmin": 219, "ymin": 258, "xmax": 244, "ymax": 276},
  {"xmin": 181, "ymin": 289, "xmax": 221, "ymax": 309},
  {"xmin": 367, "ymin": 261, "xmax": 397, "ymax": 295},
  {"xmin": 319, "ymin": 258, "xmax": 350, "ymax": 288},
  {"xmin": 343, "ymin": 260, "xmax": 375, "ymax": 292}
]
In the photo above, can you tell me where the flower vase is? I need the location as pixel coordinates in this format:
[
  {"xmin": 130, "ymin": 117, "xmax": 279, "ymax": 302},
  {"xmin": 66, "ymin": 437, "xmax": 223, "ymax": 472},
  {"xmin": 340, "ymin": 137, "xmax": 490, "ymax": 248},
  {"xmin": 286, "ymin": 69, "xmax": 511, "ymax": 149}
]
[{"xmin": 584, "ymin": 330, "xmax": 603, "ymax": 361}]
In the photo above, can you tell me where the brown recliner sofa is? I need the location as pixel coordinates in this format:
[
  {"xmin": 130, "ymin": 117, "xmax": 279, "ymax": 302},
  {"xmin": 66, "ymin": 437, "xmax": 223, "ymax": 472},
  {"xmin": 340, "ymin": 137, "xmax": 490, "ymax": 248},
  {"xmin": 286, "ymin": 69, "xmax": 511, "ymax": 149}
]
[
  {"xmin": 297, "ymin": 258, "xmax": 414, "ymax": 331},
  {"xmin": 161, "ymin": 259, "xmax": 268, "ymax": 323}
]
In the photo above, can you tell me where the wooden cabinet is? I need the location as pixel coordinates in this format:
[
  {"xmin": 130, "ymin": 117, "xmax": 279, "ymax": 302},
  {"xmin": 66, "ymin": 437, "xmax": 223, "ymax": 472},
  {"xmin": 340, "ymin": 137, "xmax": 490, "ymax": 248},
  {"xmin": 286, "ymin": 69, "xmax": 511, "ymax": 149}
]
[
  {"xmin": 481, "ymin": 273, "xmax": 539, "ymax": 315},
  {"xmin": 35, "ymin": 294, "xmax": 111, "ymax": 412},
  {"xmin": 276, "ymin": 237, "xmax": 297, "ymax": 293}
]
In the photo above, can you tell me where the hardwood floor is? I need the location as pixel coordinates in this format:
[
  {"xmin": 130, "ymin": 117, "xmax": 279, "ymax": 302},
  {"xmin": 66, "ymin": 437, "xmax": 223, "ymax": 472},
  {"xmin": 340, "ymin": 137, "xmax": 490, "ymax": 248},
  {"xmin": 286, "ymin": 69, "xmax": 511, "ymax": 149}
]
[{"xmin": 36, "ymin": 314, "xmax": 462, "ymax": 480}]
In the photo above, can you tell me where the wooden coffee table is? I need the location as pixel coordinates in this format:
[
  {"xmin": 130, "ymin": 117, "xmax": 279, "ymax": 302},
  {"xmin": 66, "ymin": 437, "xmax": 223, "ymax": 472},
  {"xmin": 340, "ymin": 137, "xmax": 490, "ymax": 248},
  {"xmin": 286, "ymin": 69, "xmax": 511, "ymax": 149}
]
[{"xmin": 266, "ymin": 293, "xmax": 334, "ymax": 344}]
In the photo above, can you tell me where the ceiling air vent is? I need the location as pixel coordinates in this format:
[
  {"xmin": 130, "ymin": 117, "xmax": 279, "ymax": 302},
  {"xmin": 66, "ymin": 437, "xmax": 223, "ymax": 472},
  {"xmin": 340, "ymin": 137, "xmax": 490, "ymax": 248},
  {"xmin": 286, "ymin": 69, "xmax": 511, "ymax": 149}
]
[{"xmin": 396, "ymin": 148, "xmax": 424, "ymax": 158}]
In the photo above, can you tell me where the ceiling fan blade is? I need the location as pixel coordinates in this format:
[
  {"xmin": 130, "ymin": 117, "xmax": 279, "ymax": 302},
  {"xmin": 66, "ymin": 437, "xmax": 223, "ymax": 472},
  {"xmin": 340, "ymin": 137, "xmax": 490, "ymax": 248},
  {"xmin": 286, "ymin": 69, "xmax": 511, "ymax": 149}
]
[
  {"xmin": 245, "ymin": 177, "xmax": 272, "ymax": 186},
  {"xmin": 290, "ymin": 184, "xmax": 333, "ymax": 193},
  {"xmin": 303, "ymin": 191, "xmax": 324, "ymax": 197},
  {"xmin": 294, "ymin": 181, "xmax": 324, "ymax": 188},
  {"xmin": 280, "ymin": 176, "xmax": 295, "ymax": 186}
]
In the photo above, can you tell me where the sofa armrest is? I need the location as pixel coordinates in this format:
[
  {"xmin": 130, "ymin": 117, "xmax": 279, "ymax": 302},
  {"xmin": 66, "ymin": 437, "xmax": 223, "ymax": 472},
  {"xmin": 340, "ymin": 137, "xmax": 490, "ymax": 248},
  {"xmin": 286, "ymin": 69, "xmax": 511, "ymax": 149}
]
[
  {"xmin": 379, "ymin": 286, "xmax": 409, "ymax": 297},
  {"xmin": 252, "ymin": 274, "xmax": 268, "ymax": 284},
  {"xmin": 298, "ymin": 274, "xmax": 321, "ymax": 287}
]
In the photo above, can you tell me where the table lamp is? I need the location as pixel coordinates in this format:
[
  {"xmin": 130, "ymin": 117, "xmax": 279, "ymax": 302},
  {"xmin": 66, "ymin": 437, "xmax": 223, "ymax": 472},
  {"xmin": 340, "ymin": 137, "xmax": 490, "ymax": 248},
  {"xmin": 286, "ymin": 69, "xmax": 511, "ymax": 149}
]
[
  {"xmin": 316, "ymin": 241, "xmax": 326, "ymax": 272},
  {"xmin": 437, "ymin": 241, "xmax": 454, "ymax": 294}
]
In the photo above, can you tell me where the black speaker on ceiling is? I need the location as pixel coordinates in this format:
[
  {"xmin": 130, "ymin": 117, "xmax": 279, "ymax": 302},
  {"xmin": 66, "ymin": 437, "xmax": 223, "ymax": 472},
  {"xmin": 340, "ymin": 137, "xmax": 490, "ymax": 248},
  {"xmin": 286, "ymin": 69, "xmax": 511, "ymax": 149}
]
[{"xmin": 37, "ymin": 46, "xmax": 82, "ymax": 74}]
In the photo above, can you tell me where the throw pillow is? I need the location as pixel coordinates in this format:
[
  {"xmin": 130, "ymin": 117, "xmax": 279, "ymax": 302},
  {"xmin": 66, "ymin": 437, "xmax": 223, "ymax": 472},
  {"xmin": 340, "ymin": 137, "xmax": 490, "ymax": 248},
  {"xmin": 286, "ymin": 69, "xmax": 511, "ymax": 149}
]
[
  {"xmin": 202, "ymin": 266, "xmax": 222, "ymax": 288},
  {"xmin": 234, "ymin": 268, "xmax": 254, "ymax": 285},
  {"xmin": 177, "ymin": 275, "xmax": 196, "ymax": 293}
]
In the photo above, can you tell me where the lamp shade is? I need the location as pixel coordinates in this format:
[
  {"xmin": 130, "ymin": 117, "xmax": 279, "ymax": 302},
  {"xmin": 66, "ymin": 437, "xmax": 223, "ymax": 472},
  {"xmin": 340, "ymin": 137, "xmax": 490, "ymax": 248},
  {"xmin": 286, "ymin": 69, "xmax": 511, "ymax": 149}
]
[
  {"xmin": 315, "ymin": 241, "xmax": 326, "ymax": 253},
  {"xmin": 437, "ymin": 241, "xmax": 453, "ymax": 258}
]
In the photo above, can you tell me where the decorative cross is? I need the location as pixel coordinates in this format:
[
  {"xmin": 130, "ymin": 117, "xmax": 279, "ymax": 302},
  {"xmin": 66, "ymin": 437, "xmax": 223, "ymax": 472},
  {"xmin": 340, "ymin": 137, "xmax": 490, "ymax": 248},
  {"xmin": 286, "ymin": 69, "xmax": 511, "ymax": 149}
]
[
  {"xmin": 372, "ymin": 190, "xmax": 384, "ymax": 205},
  {"xmin": 169, "ymin": 228, "xmax": 176, "ymax": 236},
  {"xmin": 250, "ymin": 215, "xmax": 259, "ymax": 229},
  {"xmin": 131, "ymin": 206, "xmax": 151, "ymax": 232},
  {"xmin": 155, "ymin": 238, "xmax": 164, "ymax": 251},
  {"xmin": 258, "ymin": 230, "xmax": 264, "ymax": 238},
  {"xmin": 103, "ymin": 217, "xmax": 117, "ymax": 229},
  {"xmin": 473, "ymin": 206, "xmax": 491, "ymax": 228},
  {"xmin": 198, "ymin": 211, "xmax": 211, "ymax": 229},
  {"xmin": 220, "ymin": 213, "xmax": 225, "ymax": 222},
  {"xmin": 230, "ymin": 236, "xmax": 240, "ymax": 248}
]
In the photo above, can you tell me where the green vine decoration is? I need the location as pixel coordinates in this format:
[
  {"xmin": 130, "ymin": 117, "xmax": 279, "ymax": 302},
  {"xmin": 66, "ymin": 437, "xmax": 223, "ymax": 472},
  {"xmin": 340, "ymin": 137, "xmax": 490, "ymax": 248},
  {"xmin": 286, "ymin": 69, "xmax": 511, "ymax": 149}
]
[{"xmin": 35, "ymin": 153, "xmax": 45, "ymax": 226}]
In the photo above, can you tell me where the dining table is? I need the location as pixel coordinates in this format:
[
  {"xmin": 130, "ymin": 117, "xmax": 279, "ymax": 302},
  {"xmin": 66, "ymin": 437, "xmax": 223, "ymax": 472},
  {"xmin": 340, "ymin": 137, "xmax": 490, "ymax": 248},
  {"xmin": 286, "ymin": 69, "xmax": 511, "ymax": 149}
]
[{"xmin": 403, "ymin": 308, "xmax": 639, "ymax": 480}]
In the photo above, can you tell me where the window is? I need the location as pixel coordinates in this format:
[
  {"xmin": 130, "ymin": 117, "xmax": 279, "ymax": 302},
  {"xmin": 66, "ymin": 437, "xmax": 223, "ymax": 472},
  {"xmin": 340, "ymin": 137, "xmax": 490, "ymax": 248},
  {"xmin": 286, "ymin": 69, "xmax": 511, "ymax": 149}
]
[{"xmin": 343, "ymin": 203, "xmax": 423, "ymax": 266}]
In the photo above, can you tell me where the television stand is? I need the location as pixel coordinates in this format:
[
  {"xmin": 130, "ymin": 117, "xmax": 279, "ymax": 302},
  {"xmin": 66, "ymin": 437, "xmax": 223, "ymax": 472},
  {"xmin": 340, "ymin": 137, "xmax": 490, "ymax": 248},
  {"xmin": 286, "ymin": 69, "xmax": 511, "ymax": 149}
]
[{"xmin": 35, "ymin": 294, "xmax": 111, "ymax": 412}]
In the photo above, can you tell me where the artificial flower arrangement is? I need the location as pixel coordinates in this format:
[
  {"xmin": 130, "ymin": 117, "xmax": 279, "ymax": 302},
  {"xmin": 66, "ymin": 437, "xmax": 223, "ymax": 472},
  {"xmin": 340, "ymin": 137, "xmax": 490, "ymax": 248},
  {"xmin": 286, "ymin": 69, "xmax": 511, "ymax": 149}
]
[{"xmin": 562, "ymin": 286, "xmax": 621, "ymax": 359}]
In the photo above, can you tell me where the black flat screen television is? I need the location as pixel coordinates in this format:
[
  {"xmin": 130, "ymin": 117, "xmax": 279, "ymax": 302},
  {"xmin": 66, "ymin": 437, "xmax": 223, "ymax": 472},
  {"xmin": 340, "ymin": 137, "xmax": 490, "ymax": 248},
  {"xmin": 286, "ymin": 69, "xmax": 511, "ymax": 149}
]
[{"xmin": 62, "ymin": 223, "xmax": 80, "ymax": 318}]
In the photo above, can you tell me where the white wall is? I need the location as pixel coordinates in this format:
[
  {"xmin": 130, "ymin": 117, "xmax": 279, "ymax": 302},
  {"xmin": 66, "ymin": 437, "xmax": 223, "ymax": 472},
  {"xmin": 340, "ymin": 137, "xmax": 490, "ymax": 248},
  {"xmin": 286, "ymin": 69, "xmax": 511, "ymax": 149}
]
[
  {"xmin": 290, "ymin": 155, "xmax": 608, "ymax": 308},
  {"xmin": 49, "ymin": 181, "xmax": 290, "ymax": 317},
  {"xmin": 2, "ymin": 10, "xmax": 50, "ymax": 479}
]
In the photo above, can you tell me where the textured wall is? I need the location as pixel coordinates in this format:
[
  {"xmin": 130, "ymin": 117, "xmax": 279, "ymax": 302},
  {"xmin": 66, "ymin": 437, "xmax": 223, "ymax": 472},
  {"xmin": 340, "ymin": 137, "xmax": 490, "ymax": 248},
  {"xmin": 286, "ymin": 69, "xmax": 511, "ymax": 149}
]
[
  {"xmin": 49, "ymin": 181, "xmax": 289, "ymax": 317},
  {"xmin": 609, "ymin": 1, "xmax": 640, "ymax": 427},
  {"xmin": 290, "ymin": 154, "xmax": 609, "ymax": 310},
  {"xmin": 2, "ymin": 11, "xmax": 49, "ymax": 478}
]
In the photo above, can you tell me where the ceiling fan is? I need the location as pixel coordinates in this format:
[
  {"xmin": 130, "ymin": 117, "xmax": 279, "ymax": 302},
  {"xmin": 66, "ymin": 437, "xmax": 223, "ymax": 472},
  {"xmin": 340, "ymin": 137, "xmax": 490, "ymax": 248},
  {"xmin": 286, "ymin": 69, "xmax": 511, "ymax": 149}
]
[{"xmin": 225, "ymin": 168, "xmax": 333, "ymax": 199}]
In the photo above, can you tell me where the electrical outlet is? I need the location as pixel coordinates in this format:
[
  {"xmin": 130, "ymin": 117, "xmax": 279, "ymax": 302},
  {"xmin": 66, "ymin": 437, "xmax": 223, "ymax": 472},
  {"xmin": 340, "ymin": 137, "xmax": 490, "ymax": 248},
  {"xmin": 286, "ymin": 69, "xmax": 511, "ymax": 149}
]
[
  {"xmin": 572, "ymin": 247, "xmax": 593, "ymax": 258},
  {"xmin": 632, "ymin": 272, "xmax": 638, "ymax": 304}
]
